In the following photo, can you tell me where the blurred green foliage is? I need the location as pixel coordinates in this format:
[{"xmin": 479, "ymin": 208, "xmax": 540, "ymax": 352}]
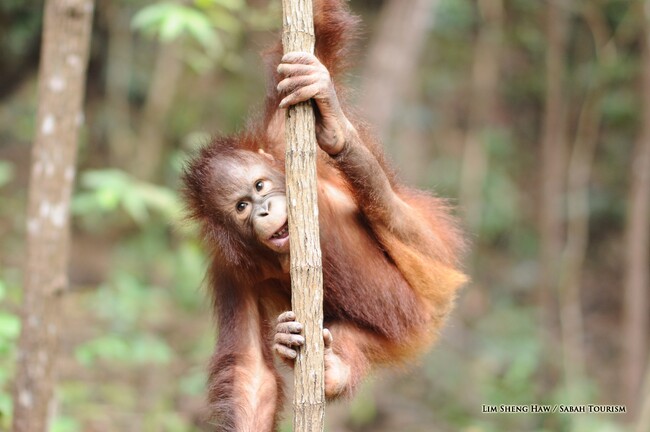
[
  {"xmin": 73, "ymin": 169, "xmax": 181, "ymax": 224},
  {"xmin": 0, "ymin": 161, "xmax": 14, "ymax": 188},
  {"xmin": 132, "ymin": 0, "xmax": 280, "ymax": 73},
  {"xmin": 425, "ymin": 303, "xmax": 627, "ymax": 432},
  {"xmin": 0, "ymin": 279, "xmax": 19, "ymax": 430},
  {"xmin": 134, "ymin": 3, "xmax": 223, "ymax": 44}
]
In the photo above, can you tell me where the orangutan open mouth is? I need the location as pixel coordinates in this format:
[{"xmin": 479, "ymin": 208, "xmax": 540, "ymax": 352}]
[{"xmin": 270, "ymin": 222, "xmax": 289, "ymax": 240}]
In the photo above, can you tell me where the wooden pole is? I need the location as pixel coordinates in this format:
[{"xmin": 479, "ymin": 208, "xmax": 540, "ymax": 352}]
[{"xmin": 281, "ymin": 0, "xmax": 326, "ymax": 431}]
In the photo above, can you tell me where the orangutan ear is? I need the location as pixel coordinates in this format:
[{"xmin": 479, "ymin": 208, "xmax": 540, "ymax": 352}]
[{"xmin": 258, "ymin": 148, "xmax": 276, "ymax": 165}]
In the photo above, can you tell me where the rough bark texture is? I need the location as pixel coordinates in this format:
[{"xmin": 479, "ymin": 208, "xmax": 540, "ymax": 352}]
[
  {"xmin": 11, "ymin": 0, "xmax": 94, "ymax": 431},
  {"xmin": 623, "ymin": 0, "xmax": 650, "ymax": 413},
  {"xmin": 281, "ymin": 0, "xmax": 326, "ymax": 431}
]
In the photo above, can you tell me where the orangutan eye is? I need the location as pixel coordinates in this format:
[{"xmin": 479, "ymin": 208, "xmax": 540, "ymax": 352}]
[
  {"xmin": 236, "ymin": 201, "xmax": 248, "ymax": 213},
  {"xmin": 255, "ymin": 180, "xmax": 264, "ymax": 192}
]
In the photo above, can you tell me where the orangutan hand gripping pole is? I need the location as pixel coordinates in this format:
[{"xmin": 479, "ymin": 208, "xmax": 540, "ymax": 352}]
[{"xmin": 181, "ymin": 1, "xmax": 467, "ymax": 430}]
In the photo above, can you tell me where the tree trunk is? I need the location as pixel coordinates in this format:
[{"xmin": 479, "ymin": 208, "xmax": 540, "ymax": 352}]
[
  {"xmin": 622, "ymin": 0, "xmax": 650, "ymax": 413},
  {"xmin": 459, "ymin": 0, "xmax": 503, "ymax": 232},
  {"xmin": 133, "ymin": 40, "xmax": 183, "ymax": 181},
  {"xmin": 637, "ymin": 353, "xmax": 650, "ymax": 432},
  {"xmin": 11, "ymin": 0, "xmax": 94, "ymax": 431},
  {"xmin": 360, "ymin": 0, "xmax": 438, "ymax": 144},
  {"xmin": 538, "ymin": 0, "xmax": 571, "ymax": 385},
  {"xmin": 557, "ymin": 87, "xmax": 599, "ymax": 401},
  {"xmin": 281, "ymin": 1, "xmax": 325, "ymax": 431},
  {"xmin": 556, "ymin": 2, "xmax": 615, "ymax": 410},
  {"xmin": 103, "ymin": 0, "xmax": 136, "ymax": 170}
]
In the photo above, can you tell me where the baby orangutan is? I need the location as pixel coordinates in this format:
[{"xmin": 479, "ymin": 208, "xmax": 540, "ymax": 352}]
[{"xmin": 182, "ymin": 1, "xmax": 467, "ymax": 430}]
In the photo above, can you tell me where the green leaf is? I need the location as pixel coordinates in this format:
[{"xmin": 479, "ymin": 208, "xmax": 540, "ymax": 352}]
[
  {"xmin": 80, "ymin": 169, "xmax": 128, "ymax": 189},
  {"xmin": 96, "ymin": 188, "xmax": 121, "ymax": 210},
  {"xmin": 132, "ymin": 3, "xmax": 175, "ymax": 31},
  {"xmin": 122, "ymin": 191, "xmax": 149, "ymax": 224},
  {"xmin": 133, "ymin": 2, "xmax": 223, "ymax": 47},
  {"xmin": 159, "ymin": 12, "xmax": 185, "ymax": 42},
  {"xmin": 73, "ymin": 169, "xmax": 181, "ymax": 224},
  {"xmin": 0, "ymin": 313, "xmax": 20, "ymax": 340},
  {"xmin": 136, "ymin": 184, "xmax": 181, "ymax": 218},
  {"xmin": 185, "ymin": 12, "xmax": 220, "ymax": 50}
]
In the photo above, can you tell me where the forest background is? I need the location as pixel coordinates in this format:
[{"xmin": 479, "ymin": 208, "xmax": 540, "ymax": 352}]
[{"xmin": 0, "ymin": 0, "xmax": 649, "ymax": 431}]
